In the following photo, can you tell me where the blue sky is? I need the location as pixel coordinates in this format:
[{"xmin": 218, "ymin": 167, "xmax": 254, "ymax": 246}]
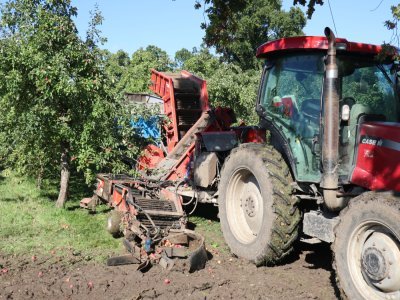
[{"xmin": 71, "ymin": 0, "xmax": 399, "ymax": 57}]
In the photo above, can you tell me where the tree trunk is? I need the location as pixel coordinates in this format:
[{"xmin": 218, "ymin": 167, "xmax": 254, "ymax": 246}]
[{"xmin": 56, "ymin": 148, "xmax": 70, "ymax": 208}]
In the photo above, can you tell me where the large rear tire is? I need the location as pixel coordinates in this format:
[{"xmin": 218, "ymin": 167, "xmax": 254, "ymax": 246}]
[
  {"xmin": 333, "ymin": 192, "xmax": 400, "ymax": 300},
  {"xmin": 218, "ymin": 143, "xmax": 301, "ymax": 266}
]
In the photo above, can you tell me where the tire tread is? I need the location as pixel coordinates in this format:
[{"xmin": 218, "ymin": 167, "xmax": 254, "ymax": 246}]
[
  {"xmin": 332, "ymin": 192, "xmax": 400, "ymax": 299},
  {"xmin": 220, "ymin": 143, "xmax": 301, "ymax": 266}
]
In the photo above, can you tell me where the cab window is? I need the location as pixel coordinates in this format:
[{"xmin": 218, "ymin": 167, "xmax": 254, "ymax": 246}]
[{"xmin": 261, "ymin": 53, "xmax": 324, "ymax": 140}]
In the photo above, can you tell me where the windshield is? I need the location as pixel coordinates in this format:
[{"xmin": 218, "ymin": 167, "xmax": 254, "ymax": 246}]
[
  {"xmin": 338, "ymin": 56, "xmax": 399, "ymax": 121},
  {"xmin": 260, "ymin": 53, "xmax": 324, "ymax": 139}
]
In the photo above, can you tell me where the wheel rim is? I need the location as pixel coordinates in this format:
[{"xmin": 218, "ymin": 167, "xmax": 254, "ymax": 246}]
[
  {"xmin": 226, "ymin": 167, "xmax": 263, "ymax": 244},
  {"xmin": 347, "ymin": 220, "xmax": 400, "ymax": 299}
]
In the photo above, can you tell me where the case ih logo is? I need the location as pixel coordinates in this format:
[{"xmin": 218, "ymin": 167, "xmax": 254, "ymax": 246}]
[
  {"xmin": 360, "ymin": 135, "xmax": 400, "ymax": 152},
  {"xmin": 360, "ymin": 136, "xmax": 383, "ymax": 146}
]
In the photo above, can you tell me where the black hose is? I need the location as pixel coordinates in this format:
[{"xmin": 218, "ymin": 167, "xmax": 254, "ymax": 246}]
[
  {"xmin": 175, "ymin": 180, "xmax": 199, "ymax": 215},
  {"xmin": 175, "ymin": 180, "xmax": 197, "ymax": 206},
  {"xmin": 187, "ymin": 195, "xmax": 199, "ymax": 215}
]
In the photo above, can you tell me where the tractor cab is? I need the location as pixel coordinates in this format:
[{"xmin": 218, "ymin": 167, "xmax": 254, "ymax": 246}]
[{"xmin": 256, "ymin": 36, "xmax": 400, "ymax": 186}]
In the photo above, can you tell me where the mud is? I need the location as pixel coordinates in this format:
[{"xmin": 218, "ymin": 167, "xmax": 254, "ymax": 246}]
[{"xmin": 0, "ymin": 241, "xmax": 338, "ymax": 300}]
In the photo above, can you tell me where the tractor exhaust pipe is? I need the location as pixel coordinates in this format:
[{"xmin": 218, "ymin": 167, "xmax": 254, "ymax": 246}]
[{"xmin": 321, "ymin": 27, "xmax": 345, "ymax": 211}]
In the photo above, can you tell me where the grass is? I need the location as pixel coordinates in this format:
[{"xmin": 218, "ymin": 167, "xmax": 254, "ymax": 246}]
[
  {"xmin": 0, "ymin": 170, "xmax": 122, "ymax": 261},
  {"xmin": 189, "ymin": 204, "xmax": 229, "ymax": 254},
  {"xmin": 0, "ymin": 170, "xmax": 227, "ymax": 262}
]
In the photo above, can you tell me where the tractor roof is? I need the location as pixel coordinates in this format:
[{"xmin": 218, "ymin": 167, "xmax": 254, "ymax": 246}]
[{"xmin": 256, "ymin": 36, "xmax": 383, "ymax": 58}]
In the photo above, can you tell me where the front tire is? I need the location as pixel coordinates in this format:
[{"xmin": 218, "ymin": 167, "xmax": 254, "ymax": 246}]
[
  {"xmin": 218, "ymin": 143, "xmax": 301, "ymax": 266},
  {"xmin": 333, "ymin": 192, "xmax": 400, "ymax": 300}
]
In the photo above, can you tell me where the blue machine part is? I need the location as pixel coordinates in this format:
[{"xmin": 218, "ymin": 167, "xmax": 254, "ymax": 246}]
[
  {"xmin": 130, "ymin": 116, "xmax": 160, "ymax": 140},
  {"xmin": 144, "ymin": 236, "xmax": 152, "ymax": 253}
]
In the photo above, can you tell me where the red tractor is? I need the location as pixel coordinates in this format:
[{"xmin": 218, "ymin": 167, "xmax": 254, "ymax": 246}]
[{"xmin": 85, "ymin": 28, "xmax": 400, "ymax": 299}]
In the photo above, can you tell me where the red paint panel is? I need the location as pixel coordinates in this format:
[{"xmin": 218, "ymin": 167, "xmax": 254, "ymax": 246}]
[
  {"xmin": 111, "ymin": 188, "xmax": 125, "ymax": 207},
  {"xmin": 109, "ymin": 185, "xmax": 137, "ymax": 215},
  {"xmin": 165, "ymin": 144, "xmax": 194, "ymax": 181},
  {"xmin": 245, "ymin": 128, "xmax": 266, "ymax": 143},
  {"xmin": 137, "ymin": 144, "xmax": 165, "ymax": 170},
  {"xmin": 351, "ymin": 122, "xmax": 400, "ymax": 191},
  {"xmin": 232, "ymin": 127, "xmax": 266, "ymax": 143},
  {"xmin": 256, "ymin": 36, "xmax": 384, "ymax": 58},
  {"xmin": 149, "ymin": 69, "xmax": 211, "ymax": 153}
]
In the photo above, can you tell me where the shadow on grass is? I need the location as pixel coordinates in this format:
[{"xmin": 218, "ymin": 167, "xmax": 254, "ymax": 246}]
[
  {"xmin": 66, "ymin": 204, "xmax": 112, "ymax": 215},
  {"xmin": 40, "ymin": 190, "xmax": 58, "ymax": 201},
  {"xmin": 187, "ymin": 203, "xmax": 219, "ymax": 230},
  {"xmin": 0, "ymin": 195, "xmax": 28, "ymax": 202},
  {"xmin": 66, "ymin": 204, "xmax": 84, "ymax": 211},
  {"xmin": 192, "ymin": 203, "xmax": 219, "ymax": 220},
  {"xmin": 40, "ymin": 172, "xmax": 93, "ymax": 203},
  {"xmin": 69, "ymin": 175, "xmax": 93, "ymax": 201}
]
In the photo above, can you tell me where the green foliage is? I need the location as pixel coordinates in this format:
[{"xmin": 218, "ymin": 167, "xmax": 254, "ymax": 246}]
[
  {"xmin": 174, "ymin": 48, "xmax": 195, "ymax": 68},
  {"xmin": 0, "ymin": 0, "xmax": 135, "ymax": 187},
  {"xmin": 103, "ymin": 49, "xmax": 130, "ymax": 96},
  {"xmin": 105, "ymin": 44, "xmax": 262, "ymax": 128},
  {"xmin": 117, "ymin": 45, "xmax": 173, "ymax": 95},
  {"xmin": 342, "ymin": 66, "xmax": 396, "ymax": 120},
  {"xmin": 384, "ymin": 4, "xmax": 400, "ymax": 50},
  {"xmin": 292, "ymin": 0, "xmax": 324, "ymax": 19},
  {"xmin": 181, "ymin": 48, "xmax": 221, "ymax": 78},
  {"xmin": 102, "ymin": 45, "xmax": 174, "ymax": 100},
  {"xmin": 208, "ymin": 66, "xmax": 260, "ymax": 124},
  {"xmin": 385, "ymin": 4, "xmax": 400, "ymax": 30},
  {"xmin": 196, "ymin": 0, "xmax": 306, "ymax": 70},
  {"xmin": 179, "ymin": 48, "xmax": 260, "ymax": 124}
]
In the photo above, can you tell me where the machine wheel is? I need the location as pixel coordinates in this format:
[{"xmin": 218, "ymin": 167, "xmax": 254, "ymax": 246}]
[
  {"xmin": 218, "ymin": 143, "xmax": 301, "ymax": 266},
  {"xmin": 107, "ymin": 210, "xmax": 123, "ymax": 238},
  {"xmin": 333, "ymin": 192, "xmax": 400, "ymax": 300}
]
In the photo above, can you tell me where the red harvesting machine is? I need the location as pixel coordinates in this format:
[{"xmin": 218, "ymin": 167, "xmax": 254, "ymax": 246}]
[{"xmin": 81, "ymin": 69, "xmax": 265, "ymax": 269}]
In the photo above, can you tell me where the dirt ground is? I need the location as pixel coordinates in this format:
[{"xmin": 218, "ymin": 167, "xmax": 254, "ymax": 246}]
[{"xmin": 0, "ymin": 240, "xmax": 339, "ymax": 300}]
